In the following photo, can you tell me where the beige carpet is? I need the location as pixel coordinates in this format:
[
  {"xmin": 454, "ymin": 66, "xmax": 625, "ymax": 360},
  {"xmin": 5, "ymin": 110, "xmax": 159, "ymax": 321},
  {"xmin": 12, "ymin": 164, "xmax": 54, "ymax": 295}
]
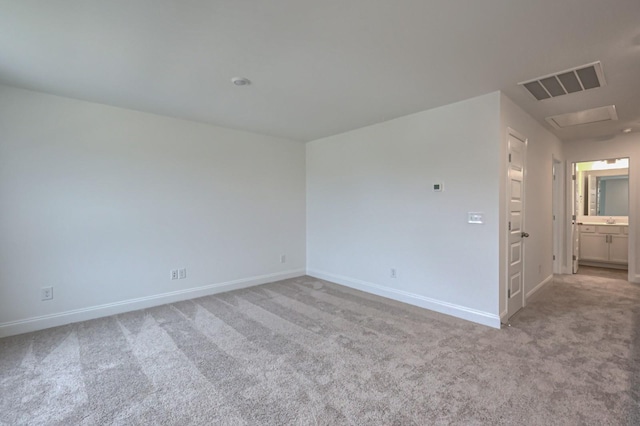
[{"xmin": 1, "ymin": 272, "xmax": 639, "ymax": 425}]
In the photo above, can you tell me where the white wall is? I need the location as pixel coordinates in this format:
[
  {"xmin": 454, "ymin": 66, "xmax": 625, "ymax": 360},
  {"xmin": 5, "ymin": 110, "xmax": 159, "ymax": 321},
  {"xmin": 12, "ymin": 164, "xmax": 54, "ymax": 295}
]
[
  {"xmin": 563, "ymin": 134, "xmax": 640, "ymax": 282},
  {"xmin": 306, "ymin": 92, "xmax": 502, "ymax": 327},
  {"xmin": 499, "ymin": 94, "xmax": 564, "ymax": 317},
  {"xmin": 0, "ymin": 85, "xmax": 306, "ymax": 337},
  {"xmin": 0, "ymin": 84, "xmax": 576, "ymax": 336}
]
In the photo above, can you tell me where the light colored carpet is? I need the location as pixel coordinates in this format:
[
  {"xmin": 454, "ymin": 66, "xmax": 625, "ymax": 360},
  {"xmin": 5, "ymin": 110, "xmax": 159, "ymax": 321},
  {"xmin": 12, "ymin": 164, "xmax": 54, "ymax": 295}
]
[
  {"xmin": 1, "ymin": 272, "xmax": 639, "ymax": 425},
  {"xmin": 577, "ymin": 265, "xmax": 629, "ymax": 280}
]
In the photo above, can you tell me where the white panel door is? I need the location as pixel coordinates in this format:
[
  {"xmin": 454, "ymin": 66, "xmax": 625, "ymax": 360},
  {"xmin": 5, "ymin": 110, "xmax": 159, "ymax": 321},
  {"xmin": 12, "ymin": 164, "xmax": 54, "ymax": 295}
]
[
  {"xmin": 572, "ymin": 163, "xmax": 580, "ymax": 273},
  {"xmin": 507, "ymin": 130, "xmax": 527, "ymax": 319}
]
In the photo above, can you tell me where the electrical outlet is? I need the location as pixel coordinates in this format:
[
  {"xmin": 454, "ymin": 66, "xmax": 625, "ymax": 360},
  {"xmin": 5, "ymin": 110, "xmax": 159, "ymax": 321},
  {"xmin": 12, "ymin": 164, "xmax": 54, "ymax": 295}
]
[
  {"xmin": 280, "ymin": 254, "xmax": 286, "ymax": 264},
  {"xmin": 179, "ymin": 268, "xmax": 187, "ymax": 279},
  {"xmin": 41, "ymin": 287, "xmax": 53, "ymax": 301},
  {"xmin": 390, "ymin": 268, "xmax": 397, "ymax": 279},
  {"xmin": 171, "ymin": 269, "xmax": 179, "ymax": 280}
]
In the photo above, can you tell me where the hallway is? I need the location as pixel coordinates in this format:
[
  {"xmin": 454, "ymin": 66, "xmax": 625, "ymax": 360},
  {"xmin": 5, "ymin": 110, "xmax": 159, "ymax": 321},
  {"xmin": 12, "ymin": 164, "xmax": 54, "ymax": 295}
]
[{"xmin": 511, "ymin": 268, "xmax": 640, "ymax": 422}]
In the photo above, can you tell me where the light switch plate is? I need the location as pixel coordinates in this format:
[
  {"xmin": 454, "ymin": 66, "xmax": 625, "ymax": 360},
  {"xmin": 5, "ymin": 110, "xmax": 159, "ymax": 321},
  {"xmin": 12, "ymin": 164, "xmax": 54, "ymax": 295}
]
[{"xmin": 468, "ymin": 212, "xmax": 484, "ymax": 224}]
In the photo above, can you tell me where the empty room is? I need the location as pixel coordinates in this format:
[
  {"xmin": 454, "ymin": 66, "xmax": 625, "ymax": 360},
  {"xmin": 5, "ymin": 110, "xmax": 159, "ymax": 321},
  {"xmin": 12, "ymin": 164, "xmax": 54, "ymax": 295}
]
[{"xmin": 1, "ymin": 1, "xmax": 639, "ymax": 424}]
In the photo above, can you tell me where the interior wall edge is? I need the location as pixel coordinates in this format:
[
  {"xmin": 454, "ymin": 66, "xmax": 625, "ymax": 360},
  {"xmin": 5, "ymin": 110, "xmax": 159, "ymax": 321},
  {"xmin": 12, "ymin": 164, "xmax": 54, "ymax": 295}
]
[
  {"xmin": 499, "ymin": 309, "xmax": 508, "ymax": 321},
  {"xmin": 307, "ymin": 269, "xmax": 501, "ymax": 329},
  {"xmin": 0, "ymin": 269, "xmax": 306, "ymax": 338}
]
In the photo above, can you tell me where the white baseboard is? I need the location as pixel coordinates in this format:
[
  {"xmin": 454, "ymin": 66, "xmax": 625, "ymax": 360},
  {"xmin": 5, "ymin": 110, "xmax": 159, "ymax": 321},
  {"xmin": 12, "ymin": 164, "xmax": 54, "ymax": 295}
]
[
  {"xmin": 499, "ymin": 309, "xmax": 508, "ymax": 322},
  {"xmin": 526, "ymin": 274, "xmax": 554, "ymax": 302},
  {"xmin": 307, "ymin": 269, "xmax": 501, "ymax": 329},
  {"xmin": 0, "ymin": 269, "xmax": 306, "ymax": 338}
]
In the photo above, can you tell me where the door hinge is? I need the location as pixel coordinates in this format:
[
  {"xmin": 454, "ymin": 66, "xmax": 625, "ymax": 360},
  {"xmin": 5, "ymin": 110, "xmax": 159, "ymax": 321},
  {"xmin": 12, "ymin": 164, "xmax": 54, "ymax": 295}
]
[
  {"xmin": 572, "ymin": 255, "xmax": 577, "ymax": 261},
  {"xmin": 508, "ymin": 221, "xmax": 511, "ymax": 231},
  {"xmin": 508, "ymin": 153, "xmax": 512, "ymax": 162},
  {"xmin": 553, "ymin": 215, "xmax": 555, "ymax": 220},
  {"xmin": 572, "ymin": 174, "xmax": 576, "ymax": 180},
  {"xmin": 508, "ymin": 288, "xmax": 511, "ymax": 298},
  {"xmin": 553, "ymin": 255, "xmax": 556, "ymax": 260},
  {"xmin": 572, "ymin": 215, "xmax": 576, "ymax": 221}
]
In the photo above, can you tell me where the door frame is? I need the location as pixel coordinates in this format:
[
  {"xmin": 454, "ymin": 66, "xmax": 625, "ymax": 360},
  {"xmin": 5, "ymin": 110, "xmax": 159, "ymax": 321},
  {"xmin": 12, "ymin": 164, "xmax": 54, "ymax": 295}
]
[
  {"xmin": 552, "ymin": 156, "xmax": 564, "ymax": 274},
  {"xmin": 567, "ymin": 157, "xmax": 632, "ymax": 277},
  {"xmin": 505, "ymin": 127, "xmax": 527, "ymax": 319}
]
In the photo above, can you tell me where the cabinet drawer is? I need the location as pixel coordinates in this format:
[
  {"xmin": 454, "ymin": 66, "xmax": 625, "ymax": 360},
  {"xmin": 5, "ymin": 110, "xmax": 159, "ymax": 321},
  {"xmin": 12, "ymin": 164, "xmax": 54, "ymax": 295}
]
[
  {"xmin": 580, "ymin": 225, "xmax": 595, "ymax": 233},
  {"xmin": 596, "ymin": 226, "xmax": 621, "ymax": 234},
  {"xmin": 623, "ymin": 227, "xmax": 628, "ymax": 235}
]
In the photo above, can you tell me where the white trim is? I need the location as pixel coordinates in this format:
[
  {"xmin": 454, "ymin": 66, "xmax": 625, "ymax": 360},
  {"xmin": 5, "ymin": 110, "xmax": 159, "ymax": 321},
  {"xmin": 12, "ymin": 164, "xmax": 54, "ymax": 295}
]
[
  {"xmin": 0, "ymin": 269, "xmax": 306, "ymax": 338},
  {"xmin": 307, "ymin": 269, "xmax": 501, "ymax": 329},
  {"xmin": 526, "ymin": 274, "xmax": 554, "ymax": 302}
]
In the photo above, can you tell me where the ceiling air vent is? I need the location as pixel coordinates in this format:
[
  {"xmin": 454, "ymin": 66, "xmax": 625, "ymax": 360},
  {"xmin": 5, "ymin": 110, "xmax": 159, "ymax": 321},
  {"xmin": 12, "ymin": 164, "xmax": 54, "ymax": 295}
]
[
  {"xmin": 545, "ymin": 105, "xmax": 618, "ymax": 129},
  {"xmin": 519, "ymin": 61, "xmax": 606, "ymax": 101}
]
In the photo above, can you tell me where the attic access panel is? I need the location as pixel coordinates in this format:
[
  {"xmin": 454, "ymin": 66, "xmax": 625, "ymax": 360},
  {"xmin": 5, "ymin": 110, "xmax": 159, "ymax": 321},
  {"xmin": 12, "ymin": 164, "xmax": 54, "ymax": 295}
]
[{"xmin": 545, "ymin": 105, "xmax": 618, "ymax": 129}]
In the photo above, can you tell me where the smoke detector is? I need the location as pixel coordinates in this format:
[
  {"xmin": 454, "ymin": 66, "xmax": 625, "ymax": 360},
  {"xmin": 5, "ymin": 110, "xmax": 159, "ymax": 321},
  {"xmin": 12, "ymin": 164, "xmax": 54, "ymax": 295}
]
[
  {"xmin": 519, "ymin": 62, "xmax": 606, "ymax": 101},
  {"xmin": 231, "ymin": 77, "xmax": 251, "ymax": 86}
]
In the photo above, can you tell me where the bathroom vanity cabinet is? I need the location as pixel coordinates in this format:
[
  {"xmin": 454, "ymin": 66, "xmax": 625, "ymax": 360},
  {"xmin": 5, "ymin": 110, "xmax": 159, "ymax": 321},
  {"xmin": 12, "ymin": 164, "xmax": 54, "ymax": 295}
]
[{"xmin": 579, "ymin": 224, "xmax": 628, "ymax": 266}]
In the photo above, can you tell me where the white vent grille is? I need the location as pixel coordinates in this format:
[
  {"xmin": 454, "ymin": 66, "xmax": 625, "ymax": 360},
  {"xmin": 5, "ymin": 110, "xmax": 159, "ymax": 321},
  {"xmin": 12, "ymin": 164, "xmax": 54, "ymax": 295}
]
[{"xmin": 519, "ymin": 62, "xmax": 606, "ymax": 101}]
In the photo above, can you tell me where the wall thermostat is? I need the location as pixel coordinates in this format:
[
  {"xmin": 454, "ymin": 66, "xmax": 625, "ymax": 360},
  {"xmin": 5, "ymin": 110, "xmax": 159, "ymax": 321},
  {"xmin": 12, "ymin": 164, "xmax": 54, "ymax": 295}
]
[{"xmin": 433, "ymin": 183, "xmax": 443, "ymax": 192}]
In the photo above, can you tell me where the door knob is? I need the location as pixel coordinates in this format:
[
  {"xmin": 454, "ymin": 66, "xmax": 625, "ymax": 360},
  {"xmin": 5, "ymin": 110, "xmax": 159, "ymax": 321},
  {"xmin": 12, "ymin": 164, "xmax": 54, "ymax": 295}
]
[{"xmin": 521, "ymin": 232, "xmax": 530, "ymax": 238}]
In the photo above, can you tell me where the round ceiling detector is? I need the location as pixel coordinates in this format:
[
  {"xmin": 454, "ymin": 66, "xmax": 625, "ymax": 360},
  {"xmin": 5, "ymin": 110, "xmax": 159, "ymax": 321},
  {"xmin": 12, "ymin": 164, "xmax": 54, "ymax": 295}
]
[{"xmin": 231, "ymin": 77, "xmax": 251, "ymax": 86}]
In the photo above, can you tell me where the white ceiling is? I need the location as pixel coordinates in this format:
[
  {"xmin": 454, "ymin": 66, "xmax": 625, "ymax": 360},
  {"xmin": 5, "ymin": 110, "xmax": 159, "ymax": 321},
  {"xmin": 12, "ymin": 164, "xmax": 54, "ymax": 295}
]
[{"xmin": 1, "ymin": 0, "xmax": 639, "ymax": 142}]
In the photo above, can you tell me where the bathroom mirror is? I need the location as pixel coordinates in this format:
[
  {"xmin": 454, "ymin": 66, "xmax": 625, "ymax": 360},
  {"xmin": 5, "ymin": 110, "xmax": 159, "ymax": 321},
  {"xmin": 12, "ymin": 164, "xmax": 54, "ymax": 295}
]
[
  {"xmin": 595, "ymin": 175, "xmax": 628, "ymax": 216},
  {"xmin": 582, "ymin": 168, "xmax": 629, "ymax": 217}
]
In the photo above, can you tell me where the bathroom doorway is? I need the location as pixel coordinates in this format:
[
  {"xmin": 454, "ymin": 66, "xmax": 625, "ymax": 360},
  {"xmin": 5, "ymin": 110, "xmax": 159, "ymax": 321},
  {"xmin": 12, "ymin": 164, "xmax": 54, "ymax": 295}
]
[{"xmin": 572, "ymin": 158, "xmax": 629, "ymax": 274}]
